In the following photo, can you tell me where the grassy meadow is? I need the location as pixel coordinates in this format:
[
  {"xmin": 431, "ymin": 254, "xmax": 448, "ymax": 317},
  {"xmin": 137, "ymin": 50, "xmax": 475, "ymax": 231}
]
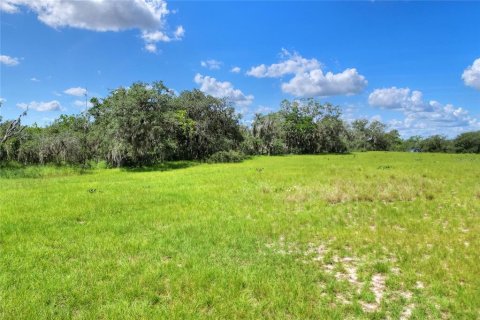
[{"xmin": 1, "ymin": 152, "xmax": 479, "ymax": 319}]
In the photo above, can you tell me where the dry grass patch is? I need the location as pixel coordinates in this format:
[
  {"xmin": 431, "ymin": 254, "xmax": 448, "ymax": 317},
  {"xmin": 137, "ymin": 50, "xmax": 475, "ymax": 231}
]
[{"xmin": 284, "ymin": 176, "xmax": 440, "ymax": 204}]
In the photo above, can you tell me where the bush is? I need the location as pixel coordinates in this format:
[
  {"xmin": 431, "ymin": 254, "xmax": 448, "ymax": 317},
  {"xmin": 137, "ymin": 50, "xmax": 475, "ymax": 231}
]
[{"xmin": 207, "ymin": 150, "xmax": 246, "ymax": 163}]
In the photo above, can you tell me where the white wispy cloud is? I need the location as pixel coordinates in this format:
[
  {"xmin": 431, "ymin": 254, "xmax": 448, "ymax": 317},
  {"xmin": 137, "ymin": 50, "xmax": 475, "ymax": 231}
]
[
  {"xmin": 144, "ymin": 43, "xmax": 158, "ymax": 53},
  {"xmin": 194, "ymin": 73, "xmax": 254, "ymax": 107},
  {"xmin": 30, "ymin": 77, "xmax": 40, "ymax": 82},
  {"xmin": 2, "ymin": 0, "xmax": 184, "ymax": 53},
  {"xmin": 174, "ymin": 25, "xmax": 185, "ymax": 38},
  {"xmin": 201, "ymin": 59, "xmax": 222, "ymax": 70},
  {"xmin": 0, "ymin": 55, "xmax": 20, "ymax": 66},
  {"xmin": 64, "ymin": 87, "xmax": 87, "ymax": 96},
  {"xmin": 141, "ymin": 25, "xmax": 184, "ymax": 53},
  {"xmin": 247, "ymin": 50, "xmax": 367, "ymax": 97},
  {"xmin": 369, "ymin": 87, "xmax": 479, "ymax": 135},
  {"xmin": 462, "ymin": 58, "xmax": 480, "ymax": 90},
  {"xmin": 17, "ymin": 100, "xmax": 62, "ymax": 112},
  {"xmin": 230, "ymin": 66, "xmax": 241, "ymax": 73}
]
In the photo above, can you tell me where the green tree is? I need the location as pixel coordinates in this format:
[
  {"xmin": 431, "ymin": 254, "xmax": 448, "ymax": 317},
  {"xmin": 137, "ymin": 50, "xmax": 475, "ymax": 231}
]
[
  {"xmin": 454, "ymin": 131, "xmax": 480, "ymax": 153},
  {"xmin": 173, "ymin": 89, "xmax": 243, "ymax": 160},
  {"xmin": 419, "ymin": 135, "xmax": 451, "ymax": 153},
  {"xmin": 89, "ymin": 82, "xmax": 175, "ymax": 166},
  {"xmin": 252, "ymin": 112, "xmax": 286, "ymax": 155}
]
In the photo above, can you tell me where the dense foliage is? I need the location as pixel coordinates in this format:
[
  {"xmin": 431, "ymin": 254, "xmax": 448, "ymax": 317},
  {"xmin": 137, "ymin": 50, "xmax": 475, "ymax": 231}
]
[{"xmin": 1, "ymin": 82, "xmax": 479, "ymax": 167}]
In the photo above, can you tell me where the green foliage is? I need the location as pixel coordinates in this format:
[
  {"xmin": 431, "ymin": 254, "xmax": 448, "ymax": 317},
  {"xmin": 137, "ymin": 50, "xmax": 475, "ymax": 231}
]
[
  {"xmin": 419, "ymin": 135, "xmax": 452, "ymax": 153},
  {"xmin": 1, "ymin": 81, "xmax": 478, "ymax": 167},
  {"xmin": 88, "ymin": 82, "xmax": 176, "ymax": 166},
  {"xmin": 454, "ymin": 131, "xmax": 480, "ymax": 153},
  {"xmin": 347, "ymin": 119, "xmax": 401, "ymax": 151},
  {"xmin": 172, "ymin": 90, "xmax": 243, "ymax": 160},
  {"xmin": 207, "ymin": 150, "xmax": 246, "ymax": 163},
  {"xmin": 250, "ymin": 99, "xmax": 348, "ymax": 155}
]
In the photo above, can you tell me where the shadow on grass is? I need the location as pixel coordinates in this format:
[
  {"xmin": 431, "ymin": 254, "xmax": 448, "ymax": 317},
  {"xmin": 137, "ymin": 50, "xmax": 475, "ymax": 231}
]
[
  {"xmin": 0, "ymin": 162, "xmax": 92, "ymax": 179},
  {"xmin": 121, "ymin": 160, "xmax": 200, "ymax": 173}
]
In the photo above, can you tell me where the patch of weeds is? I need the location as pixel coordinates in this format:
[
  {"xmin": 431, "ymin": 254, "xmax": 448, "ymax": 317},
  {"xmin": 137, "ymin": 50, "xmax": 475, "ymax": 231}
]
[
  {"xmin": 373, "ymin": 262, "xmax": 390, "ymax": 274},
  {"xmin": 378, "ymin": 165, "xmax": 392, "ymax": 170},
  {"xmin": 425, "ymin": 193, "xmax": 435, "ymax": 200}
]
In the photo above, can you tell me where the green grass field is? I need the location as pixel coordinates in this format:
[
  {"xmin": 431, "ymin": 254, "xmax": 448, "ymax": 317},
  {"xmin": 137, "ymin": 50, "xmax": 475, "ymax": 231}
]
[{"xmin": 1, "ymin": 153, "xmax": 479, "ymax": 319}]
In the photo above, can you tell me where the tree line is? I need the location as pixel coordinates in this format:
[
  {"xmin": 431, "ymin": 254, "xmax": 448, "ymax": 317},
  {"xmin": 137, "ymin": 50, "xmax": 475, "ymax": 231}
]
[{"xmin": 1, "ymin": 81, "xmax": 479, "ymax": 167}]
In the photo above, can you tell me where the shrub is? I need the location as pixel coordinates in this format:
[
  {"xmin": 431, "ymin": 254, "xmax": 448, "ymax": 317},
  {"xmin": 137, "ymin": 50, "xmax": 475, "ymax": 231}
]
[{"xmin": 207, "ymin": 150, "xmax": 246, "ymax": 163}]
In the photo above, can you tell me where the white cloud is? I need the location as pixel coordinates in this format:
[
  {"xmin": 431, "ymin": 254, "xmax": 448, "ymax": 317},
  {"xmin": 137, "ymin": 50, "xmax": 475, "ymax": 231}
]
[
  {"xmin": 0, "ymin": 1, "xmax": 18, "ymax": 13},
  {"xmin": 247, "ymin": 50, "xmax": 320, "ymax": 78},
  {"xmin": 369, "ymin": 86, "xmax": 479, "ymax": 135},
  {"xmin": 194, "ymin": 73, "xmax": 254, "ymax": 107},
  {"xmin": 17, "ymin": 100, "xmax": 62, "ymax": 112},
  {"xmin": 73, "ymin": 100, "xmax": 93, "ymax": 109},
  {"xmin": 368, "ymin": 87, "xmax": 430, "ymax": 112},
  {"xmin": 30, "ymin": 77, "xmax": 40, "ymax": 82},
  {"xmin": 174, "ymin": 25, "xmax": 185, "ymax": 38},
  {"xmin": 247, "ymin": 50, "xmax": 367, "ymax": 97},
  {"xmin": 0, "ymin": 55, "xmax": 20, "ymax": 66},
  {"xmin": 141, "ymin": 25, "xmax": 184, "ymax": 52},
  {"xmin": 282, "ymin": 68, "xmax": 367, "ymax": 97},
  {"xmin": 462, "ymin": 58, "xmax": 480, "ymax": 90},
  {"xmin": 2, "ymin": 0, "xmax": 168, "ymax": 31},
  {"xmin": 231, "ymin": 66, "xmax": 241, "ymax": 73},
  {"xmin": 142, "ymin": 30, "xmax": 171, "ymax": 42},
  {"xmin": 201, "ymin": 59, "xmax": 222, "ymax": 70},
  {"xmin": 2, "ymin": 0, "xmax": 183, "ymax": 52},
  {"xmin": 144, "ymin": 43, "xmax": 158, "ymax": 53},
  {"xmin": 64, "ymin": 87, "xmax": 87, "ymax": 96}
]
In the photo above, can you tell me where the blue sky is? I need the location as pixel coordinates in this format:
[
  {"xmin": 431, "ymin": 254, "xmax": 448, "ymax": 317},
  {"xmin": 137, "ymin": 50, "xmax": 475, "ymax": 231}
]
[{"xmin": 1, "ymin": 1, "xmax": 479, "ymax": 137}]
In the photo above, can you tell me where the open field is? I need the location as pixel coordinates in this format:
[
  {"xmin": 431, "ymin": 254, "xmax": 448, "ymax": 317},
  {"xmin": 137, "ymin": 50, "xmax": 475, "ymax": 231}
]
[{"xmin": 1, "ymin": 152, "xmax": 479, "ymax": 319}]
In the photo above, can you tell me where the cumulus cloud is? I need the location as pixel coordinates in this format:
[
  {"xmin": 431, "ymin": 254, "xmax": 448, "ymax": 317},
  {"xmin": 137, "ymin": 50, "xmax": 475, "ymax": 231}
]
[
  {"xmin": 201, "ymin": 59, "xmax": 222, "ymax": 70},
  {"xmin": 0, "ymin": 1, "xmax": 18, "ymax": 13},
  {"xmin": 17, "ymin": 100, "xmax": 62, "ymax": 112},
  {"xmin": 369, "ymin": 86, "xmax": 479, "ymax": 135},
  {"xmin": 282, "ymin": 68, "xmax": 367, "ymax": 97},
  {"xmin": 194, "ymin": 73, "xmax": 254, "ymax": 107},
  {"xmin": 247, "ymin": 50, "xmax": 320, "ymax": 78},
  {"xmin": 462, "ymin": 58, "xmax": 480, "ymax": 90},
  {"xmin": 1, "ymin": 0, "xmax": 183, "ymax": 52},
  {"xmin": 368, "ymin": 87, "xmax": 430, "ymax": 112},
  {"xmin": 64, "ymin": 87, "xmax": 87, "ymax": 96},
  {"xmin": 231, "ymin": 66, "xmax": 241, "ymax": 73},
  {"xmin": 247, "ymin": 50, "xmax": 367, "ymax": 97},
  {"xmin": 0, "ymin": 55, "xmax": 20, "ymax": 66}
]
